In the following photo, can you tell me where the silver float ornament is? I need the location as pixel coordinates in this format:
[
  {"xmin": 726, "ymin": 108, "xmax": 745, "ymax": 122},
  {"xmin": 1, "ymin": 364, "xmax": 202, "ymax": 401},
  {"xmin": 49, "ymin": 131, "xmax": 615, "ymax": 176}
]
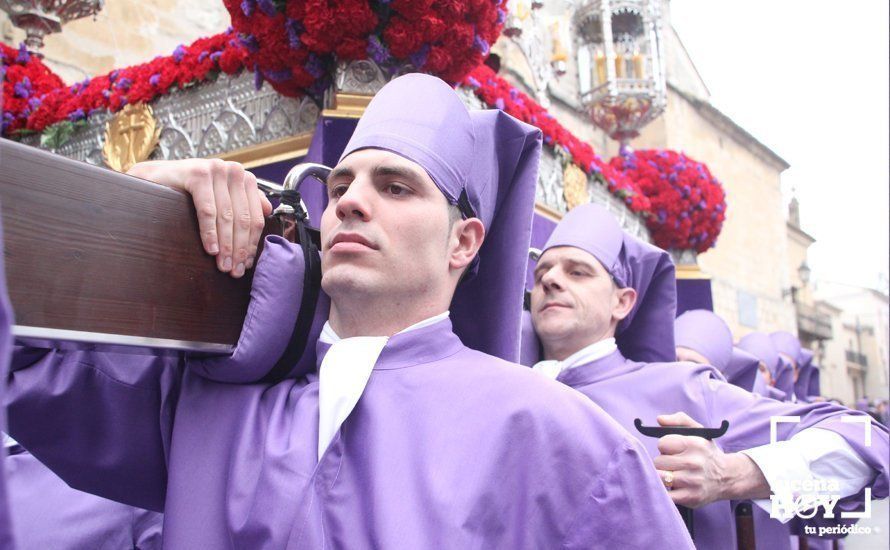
[
  {"xmin": 0, "ymin": 0, "xmax": 104, "ymax": 53},
  {"xmin": 503, "ymin": 0, "xmax": 571, "ymax": 109},
  {"xmin": 574, "ymin": 0, "xmax": 666, "ymax": 150}
]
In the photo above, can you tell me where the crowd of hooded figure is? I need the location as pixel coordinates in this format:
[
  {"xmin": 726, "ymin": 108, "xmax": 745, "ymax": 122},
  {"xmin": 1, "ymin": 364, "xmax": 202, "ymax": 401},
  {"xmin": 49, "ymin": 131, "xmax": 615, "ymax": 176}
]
[{"xmin": 0, "ymin": 73, "xmax": 886, "ymax": 550}]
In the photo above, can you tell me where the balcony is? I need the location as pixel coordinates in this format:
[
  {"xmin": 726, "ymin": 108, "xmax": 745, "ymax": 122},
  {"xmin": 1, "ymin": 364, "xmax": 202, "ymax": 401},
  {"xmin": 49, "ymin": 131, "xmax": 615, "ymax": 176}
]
[
  {"xmin": 845, "ymin": 350, "xmax": 868, "ymax": 368},
  {"xmin": 795, "ymin": 303, "xmax": 833, "ymax": 341}
]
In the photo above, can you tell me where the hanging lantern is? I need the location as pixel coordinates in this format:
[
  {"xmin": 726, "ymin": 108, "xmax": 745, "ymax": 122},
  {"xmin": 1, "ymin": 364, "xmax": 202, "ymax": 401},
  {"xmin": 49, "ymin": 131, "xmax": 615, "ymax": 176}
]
[
  {"xmin": 0, "ymin": 0, "xmax": 104, "ymax": 53},
  {"xmin": 574, "ymin": 0, "xmax": 666, "ymax": 149}
]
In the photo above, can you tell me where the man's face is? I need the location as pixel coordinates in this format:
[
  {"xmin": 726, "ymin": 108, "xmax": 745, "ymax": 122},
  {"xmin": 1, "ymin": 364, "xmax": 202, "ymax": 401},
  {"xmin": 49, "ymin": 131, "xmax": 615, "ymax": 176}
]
[
  {"xmin": 530, "ymin": 246, "xmax": 629, "ymax": 358},
  {"xmin": 320, "ymin": 148, "xmax": 452, "ymax": 301}
]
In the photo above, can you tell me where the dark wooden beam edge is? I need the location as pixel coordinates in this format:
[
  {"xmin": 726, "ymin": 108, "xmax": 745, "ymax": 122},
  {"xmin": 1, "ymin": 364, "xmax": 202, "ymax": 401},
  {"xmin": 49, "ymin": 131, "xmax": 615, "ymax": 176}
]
[{"xmin": 1, "ymin": 138, "xmax": 282, "ymax": 352}]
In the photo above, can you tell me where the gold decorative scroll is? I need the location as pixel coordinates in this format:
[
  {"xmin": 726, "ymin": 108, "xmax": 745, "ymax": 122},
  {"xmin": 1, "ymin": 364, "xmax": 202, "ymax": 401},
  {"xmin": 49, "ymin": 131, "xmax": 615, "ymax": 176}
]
[
  {"xmin": 563, "ymin": 162, "xmax": 589, "ymax": 211},
  {"xmin": 321, "ymin": 93, "xmax": 373, "ymax": 119},
  {"xmin": 102, "ymin": 103, "xmax": 161, "ymax": 173}
]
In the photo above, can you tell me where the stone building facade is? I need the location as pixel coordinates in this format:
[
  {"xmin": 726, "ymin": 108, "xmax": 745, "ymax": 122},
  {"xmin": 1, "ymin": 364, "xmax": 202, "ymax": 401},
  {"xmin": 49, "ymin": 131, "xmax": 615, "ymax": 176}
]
[{"xmin": 818, "ymin": 282, "xmax": 890, "ymax": 404}]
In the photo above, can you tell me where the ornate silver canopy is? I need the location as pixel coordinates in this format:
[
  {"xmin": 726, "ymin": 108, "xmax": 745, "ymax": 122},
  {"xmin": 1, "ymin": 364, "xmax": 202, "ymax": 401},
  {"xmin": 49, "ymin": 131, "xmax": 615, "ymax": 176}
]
[
  {"xmin": 573, "ymin": 0, "xmax": 666, "ymax": 148},
  {"xmin": 0, "ymin": 0, "xmax": 104, "ymax": 51}
]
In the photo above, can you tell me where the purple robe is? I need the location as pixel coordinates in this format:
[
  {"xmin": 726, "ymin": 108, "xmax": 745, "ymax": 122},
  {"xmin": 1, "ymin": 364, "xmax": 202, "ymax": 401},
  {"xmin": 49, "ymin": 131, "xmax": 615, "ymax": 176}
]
[
  {"xmin": 0, "ymin": 215, "xmax": 16, "ymax": 549},
  {"xmin": 5, "ymin": 446, "xmax": 162, "ymax": 549},
  {"xmin": 6, "ymin": 319, "xmax": 694, "ymax": 548},
  {"xmin": 553, "ymin": 349, "xmax": 890, "ymax": 550}
]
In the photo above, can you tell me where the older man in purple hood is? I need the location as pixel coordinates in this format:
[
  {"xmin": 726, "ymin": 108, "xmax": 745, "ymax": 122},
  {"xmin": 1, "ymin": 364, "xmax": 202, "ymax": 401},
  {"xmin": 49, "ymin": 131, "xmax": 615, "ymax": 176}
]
[{"xmin": 524, "ymin": 203, "xmax": 890, "ymax": 550}]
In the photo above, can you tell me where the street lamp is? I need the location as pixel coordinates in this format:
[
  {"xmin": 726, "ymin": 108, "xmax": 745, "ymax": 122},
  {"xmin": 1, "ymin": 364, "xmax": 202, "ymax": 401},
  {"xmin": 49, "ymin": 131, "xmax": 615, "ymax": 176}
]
[{"xmin": 783, "ymin": 261, "xmax": 812, "ymax": 302}]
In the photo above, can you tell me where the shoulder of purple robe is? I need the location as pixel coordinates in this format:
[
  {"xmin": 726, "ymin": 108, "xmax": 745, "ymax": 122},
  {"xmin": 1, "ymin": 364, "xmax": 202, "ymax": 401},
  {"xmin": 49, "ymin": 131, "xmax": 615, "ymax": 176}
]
[
  {"xmin": 560, "ymin": 437, "xmax": 694, "ymax": 548},
  {"xmin": 701, "ymin": 375, "xmax": 890, "ymax": 504},
  {"xmin": 343, "ymin": 345, "xmax": 693, "ymax": 547},
  {"xmin": 446, "ymin": 350, "xmax": 693, "ymax": 547},
  {"xmin": 189, "ymin": 235, "xmax": 328, "ymax": 383},
  {"xmin": 6, "ymin": 345, "xmax": 184, "ymax": 512}
]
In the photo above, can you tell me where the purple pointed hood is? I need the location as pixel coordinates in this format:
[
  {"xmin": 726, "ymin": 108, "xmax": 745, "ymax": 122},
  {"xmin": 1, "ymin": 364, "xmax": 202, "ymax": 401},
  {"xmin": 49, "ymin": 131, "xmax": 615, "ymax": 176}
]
[
  {"xmin": 794, "ymin": 348, "xmax": 815, "ymax": 401},
  {"xmin": 339, "ymin": 73, "xmax": 542, "ymax": 362},
  {"xmin": 808, "ymin": 364, "xmax": 821, "ymax": 397},
  {"xmin": 737, "ymin": 332, "xmax": 781, "ymax": 377},
  {"xmin": 774, "ymin": 356, "xmax": 795, "ymax": 400},
  {"xmin": 770, "ymin": 331, "xmax": 801, "ymax": 364},
  {"xmin": 725, "ymin": 347, "xmax": 761, "ymax": 392},
  {"xmin": 674, "ymin": 309, "xmax": 733, "ymax": 372},
  {"xmin": 538, "ymin": 203, "xmax": 676, "ymax": 363}
]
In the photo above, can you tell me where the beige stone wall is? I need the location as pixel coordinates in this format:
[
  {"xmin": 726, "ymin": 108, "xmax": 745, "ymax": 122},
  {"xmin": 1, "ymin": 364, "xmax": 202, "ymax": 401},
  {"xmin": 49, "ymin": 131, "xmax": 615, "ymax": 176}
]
[
  {"xmin": 819, "ymin": 307, "xmax": 856, "ymax": 404},
  {"xmin": 1, "ymin": 1, "xmax": 230, "ymax": 84},
  {"xmin": 819, "ymin": 285, "xmax": 890, "ymax": 402},
  {"xmin": 786, "ymin": 226, "xmax": 814, "ymax": 305}
]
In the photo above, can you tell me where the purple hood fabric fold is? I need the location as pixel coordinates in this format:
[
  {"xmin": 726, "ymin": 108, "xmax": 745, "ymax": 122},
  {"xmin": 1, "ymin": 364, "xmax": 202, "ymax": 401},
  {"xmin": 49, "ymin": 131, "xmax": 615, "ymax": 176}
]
[
  {"xmin": 794, "ymin": 348, "xmax": 815, "ymax": 401},
  {"xmin": 770, "ymin": 331, "xmax": 802, "ymax": 363},
  {"xmin": 725, "ymin": 347, "xmax": 760, "ymax": 392},
  {"xmin": 674, "ymin": 309, "xmax": 733, "ymax": 372},
  {"xmin": 738, "ymin": 332, "xmax": 781, "ymax": 377}
]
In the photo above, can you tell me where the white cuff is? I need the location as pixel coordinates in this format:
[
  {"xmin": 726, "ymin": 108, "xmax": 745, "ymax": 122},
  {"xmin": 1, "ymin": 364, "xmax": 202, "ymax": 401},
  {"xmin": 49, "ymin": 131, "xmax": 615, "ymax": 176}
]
[
  {"xmin": 741, "ymin": 439, "xmax": 811, "ymax": 523},
  {"xmin": 740, "ymin": 427, "xmax": 876, "ymax": 524}
]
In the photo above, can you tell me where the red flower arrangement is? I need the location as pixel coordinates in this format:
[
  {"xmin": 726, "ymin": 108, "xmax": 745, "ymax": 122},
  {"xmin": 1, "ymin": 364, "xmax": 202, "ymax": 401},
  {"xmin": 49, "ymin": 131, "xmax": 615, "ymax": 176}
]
[
  {"xmin": 609, "ymin": 149, "xmax": 726, "ymax": 252},
  {"xmin": 222, "ymin": 0, "xmax": 507, "ymax": 97},
  {"xmin": 463, "ymin": 63, "xmax": 651, "ymax": 213},
  {"xmin": 1, "ymin": 43, "xmax": 65, "ymax": 135},
  {"xmin": 19, "ymin": 30, "xmax": 249, "ymax": 133}
]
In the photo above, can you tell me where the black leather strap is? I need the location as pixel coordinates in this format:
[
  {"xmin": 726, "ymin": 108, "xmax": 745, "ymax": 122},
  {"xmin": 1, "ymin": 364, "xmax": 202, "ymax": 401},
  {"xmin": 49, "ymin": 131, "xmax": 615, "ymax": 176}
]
[{"xmin": 260, "ymin": 191, "xmax": 322, "ymax": 384}]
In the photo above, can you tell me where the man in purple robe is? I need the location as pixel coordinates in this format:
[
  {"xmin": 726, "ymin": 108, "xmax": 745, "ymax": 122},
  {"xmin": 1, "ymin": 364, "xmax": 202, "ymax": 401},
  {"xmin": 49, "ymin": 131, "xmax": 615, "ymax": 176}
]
[
  {"xmin": 4, "ymin": 436, "xmax": 163, "ymax": 549},
  {"xmin": 524, "ymin": 203, "xmax": 890, "ymax": 550},
  {"xmin": 5, "ymin": 74, "xmax": 692, "ymax": 548}
]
